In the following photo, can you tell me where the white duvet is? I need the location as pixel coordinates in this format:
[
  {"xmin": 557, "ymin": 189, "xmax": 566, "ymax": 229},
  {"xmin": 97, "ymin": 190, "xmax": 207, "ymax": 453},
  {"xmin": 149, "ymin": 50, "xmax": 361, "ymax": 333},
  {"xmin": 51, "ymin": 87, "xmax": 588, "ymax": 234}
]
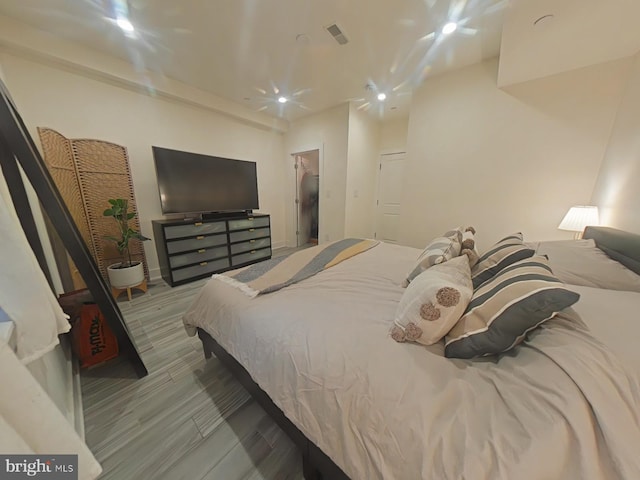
[{"xmin": 183, "ymin": 242, "xmax": 640, "ymax": 480}]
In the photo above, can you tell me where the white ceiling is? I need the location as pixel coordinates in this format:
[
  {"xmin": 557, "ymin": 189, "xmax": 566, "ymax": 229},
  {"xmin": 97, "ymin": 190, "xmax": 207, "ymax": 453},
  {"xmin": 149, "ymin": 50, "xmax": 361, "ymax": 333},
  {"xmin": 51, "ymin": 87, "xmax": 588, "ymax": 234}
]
[
  {"xmin": 0, "ymin": 0, "xmax": 506, "ymax": 121},
  {"xmin": 499, "ymin": 0, "xmax": 640, "ymax": 87},
  {"xmin": 0, "ymin": 0, "xmax": 638, "ymax": 123}
]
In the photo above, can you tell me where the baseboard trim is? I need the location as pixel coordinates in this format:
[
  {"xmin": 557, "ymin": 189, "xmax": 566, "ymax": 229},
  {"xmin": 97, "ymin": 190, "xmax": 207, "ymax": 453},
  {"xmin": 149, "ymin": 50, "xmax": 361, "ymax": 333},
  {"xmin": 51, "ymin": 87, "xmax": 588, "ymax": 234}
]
[
  {"xmin": 148, "ymin": 267, "xmax": 162, "ymax": 283},
  {"xmin": 72, "ymin": 357, "xmax": 85, "ymax": 439}
]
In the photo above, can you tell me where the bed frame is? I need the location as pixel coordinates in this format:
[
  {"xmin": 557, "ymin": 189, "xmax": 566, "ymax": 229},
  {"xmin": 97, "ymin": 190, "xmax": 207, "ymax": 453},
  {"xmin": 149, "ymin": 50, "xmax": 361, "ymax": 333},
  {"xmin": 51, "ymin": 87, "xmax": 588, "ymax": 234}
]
[
  {"xmin": 197, "ymin": 328, "xmax": 349, "ymax": 480},
  {"xmin": 196, "ymin": 226, "xmax": 640, "ymax": 480}
]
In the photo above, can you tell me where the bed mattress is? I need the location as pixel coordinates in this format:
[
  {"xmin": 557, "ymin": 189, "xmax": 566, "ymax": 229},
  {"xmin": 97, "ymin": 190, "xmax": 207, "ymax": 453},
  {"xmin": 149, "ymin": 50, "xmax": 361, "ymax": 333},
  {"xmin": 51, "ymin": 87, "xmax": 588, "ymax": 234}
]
[{"xmin": 183, "ymin": 242, "xmax": 640, "ymax": 479}]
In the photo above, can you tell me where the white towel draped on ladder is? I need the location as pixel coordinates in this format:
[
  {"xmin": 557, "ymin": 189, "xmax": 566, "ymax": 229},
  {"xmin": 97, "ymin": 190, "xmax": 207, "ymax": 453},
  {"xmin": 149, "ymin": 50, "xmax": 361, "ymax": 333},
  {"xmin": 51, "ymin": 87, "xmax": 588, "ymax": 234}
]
[{"xmin": 0, "ymin": 174, "xmax": 102, "ymax": 479}]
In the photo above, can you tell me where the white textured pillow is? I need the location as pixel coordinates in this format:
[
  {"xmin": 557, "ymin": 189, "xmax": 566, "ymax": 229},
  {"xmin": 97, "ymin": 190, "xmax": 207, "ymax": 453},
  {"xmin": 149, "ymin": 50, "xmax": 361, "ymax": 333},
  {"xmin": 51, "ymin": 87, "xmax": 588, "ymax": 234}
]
[
  {"xmin": 391, "ymin": 256, "xmax": 473, "ymax": 346},
  {"xmin": 528, "ymin": 239, "xmax": 640, "ymax": 292}
]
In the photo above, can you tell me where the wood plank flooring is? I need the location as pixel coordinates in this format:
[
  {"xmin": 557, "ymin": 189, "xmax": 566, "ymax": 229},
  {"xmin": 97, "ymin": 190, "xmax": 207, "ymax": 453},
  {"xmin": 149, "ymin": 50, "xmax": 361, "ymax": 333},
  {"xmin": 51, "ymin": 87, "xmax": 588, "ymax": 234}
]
[{"xmin": 81, "ymin": 248, "xmax": 305, "ymax": 479}]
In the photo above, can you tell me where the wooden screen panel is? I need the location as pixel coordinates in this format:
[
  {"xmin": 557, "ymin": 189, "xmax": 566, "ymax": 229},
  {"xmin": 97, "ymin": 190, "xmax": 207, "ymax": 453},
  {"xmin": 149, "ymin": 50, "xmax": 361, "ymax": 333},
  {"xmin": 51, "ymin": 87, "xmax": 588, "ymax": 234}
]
[
  {"xmin": 71, "ymin": 139, "xmax": 149, "ymax": 282},
  {"xmin": 38, "ymin": 127, "xmax": 90, "ymax": 290},
  {"xmin": 37, "ymin": 128, "xmax": 149, "ymax": 285}
]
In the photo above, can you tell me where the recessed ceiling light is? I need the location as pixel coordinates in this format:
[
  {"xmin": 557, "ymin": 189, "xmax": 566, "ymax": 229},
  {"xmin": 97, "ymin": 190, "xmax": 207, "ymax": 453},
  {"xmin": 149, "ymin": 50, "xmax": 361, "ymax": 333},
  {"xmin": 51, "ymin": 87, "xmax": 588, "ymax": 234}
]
[
  {"xmin": 295, "ymin": 33, "xmax": 311, "ymax": 45},
  {"xmin": 442, "ymin": 22, "xmax": 457, "ymax": 35},
  {"xmin": 116, "ymin": 17, "xmax": 135, "ymax": 33},
  {"xmin": 278, "ymin": 96, "xmax": 288, "ymax": 104},
  {"xmin": 377, "ymin": 93, "xmax": 387, "ymax": 101}
]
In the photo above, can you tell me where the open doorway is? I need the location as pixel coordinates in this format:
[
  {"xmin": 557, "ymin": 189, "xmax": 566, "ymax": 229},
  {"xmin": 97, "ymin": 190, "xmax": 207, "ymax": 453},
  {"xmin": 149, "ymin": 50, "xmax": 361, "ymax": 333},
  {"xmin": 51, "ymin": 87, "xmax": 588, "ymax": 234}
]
[{"xmin": 293, "ymin": 150, "xmax": 320, "ymax": 247}]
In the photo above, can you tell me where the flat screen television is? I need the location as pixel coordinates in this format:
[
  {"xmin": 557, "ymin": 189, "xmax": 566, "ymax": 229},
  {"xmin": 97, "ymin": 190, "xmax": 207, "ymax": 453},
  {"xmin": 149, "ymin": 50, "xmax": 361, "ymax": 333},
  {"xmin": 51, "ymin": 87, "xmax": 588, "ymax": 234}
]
[{"xmin": 152, "ymin": 146, "xmax": 259, "ymax": 215}]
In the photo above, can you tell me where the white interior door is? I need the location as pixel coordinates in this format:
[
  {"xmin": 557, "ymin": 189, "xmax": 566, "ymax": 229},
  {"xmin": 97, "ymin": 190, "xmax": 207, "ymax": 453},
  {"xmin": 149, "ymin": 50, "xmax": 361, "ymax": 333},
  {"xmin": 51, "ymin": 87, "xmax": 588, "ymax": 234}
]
[{"xmin": 375, "ymin": 152, "xmax": 406, "ymax": 243}]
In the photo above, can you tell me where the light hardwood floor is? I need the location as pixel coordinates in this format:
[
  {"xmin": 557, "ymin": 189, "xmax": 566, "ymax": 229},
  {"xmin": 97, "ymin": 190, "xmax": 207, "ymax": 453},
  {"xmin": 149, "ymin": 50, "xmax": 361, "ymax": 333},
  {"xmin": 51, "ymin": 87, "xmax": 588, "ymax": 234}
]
[{"xmin": 81, "ymin": 248, "xmax": 305, "ymax": 479}]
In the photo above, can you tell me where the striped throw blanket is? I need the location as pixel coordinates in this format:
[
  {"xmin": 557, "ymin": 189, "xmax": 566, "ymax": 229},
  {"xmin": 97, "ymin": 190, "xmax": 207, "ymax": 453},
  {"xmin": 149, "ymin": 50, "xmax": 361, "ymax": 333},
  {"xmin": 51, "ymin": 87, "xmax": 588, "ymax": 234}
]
[{"xmin": 213, "ymin": 238, "xmax": 379, "ymax": 297}]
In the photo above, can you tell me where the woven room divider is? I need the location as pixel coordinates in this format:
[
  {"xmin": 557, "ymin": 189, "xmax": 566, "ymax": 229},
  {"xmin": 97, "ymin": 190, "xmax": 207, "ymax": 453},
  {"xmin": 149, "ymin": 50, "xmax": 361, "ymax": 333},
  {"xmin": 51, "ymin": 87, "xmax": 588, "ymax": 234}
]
[{"xmin": 38, "ymin": 128, "xmax": 149, "ymax": 287}]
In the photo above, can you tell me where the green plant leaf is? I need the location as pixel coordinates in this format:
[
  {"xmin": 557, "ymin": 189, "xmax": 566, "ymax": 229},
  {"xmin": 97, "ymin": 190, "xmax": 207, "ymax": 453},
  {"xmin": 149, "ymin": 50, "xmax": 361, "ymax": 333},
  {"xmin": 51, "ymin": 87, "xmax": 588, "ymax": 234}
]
[{"xmin": 104, "ymin": 198, "xmax": 146, "ymax": 261}]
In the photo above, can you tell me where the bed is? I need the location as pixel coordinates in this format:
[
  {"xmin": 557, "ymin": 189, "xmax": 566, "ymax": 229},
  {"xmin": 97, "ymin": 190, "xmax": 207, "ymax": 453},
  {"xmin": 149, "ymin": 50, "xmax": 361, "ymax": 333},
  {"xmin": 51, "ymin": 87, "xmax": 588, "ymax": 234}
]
[{"xmin": 182, "ymin": 226, "xmax": 640, "ymax": 479}]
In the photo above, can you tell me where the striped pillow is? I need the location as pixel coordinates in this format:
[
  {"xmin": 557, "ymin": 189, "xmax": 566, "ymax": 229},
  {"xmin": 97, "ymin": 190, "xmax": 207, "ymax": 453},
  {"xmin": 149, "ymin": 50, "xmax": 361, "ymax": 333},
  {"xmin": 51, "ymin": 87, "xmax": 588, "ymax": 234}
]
[
  {"xmin": 445, "ymin": 256, "xmax": 580, "ymax": 359},
  {"xmin": 403, "ymin": 228, "xmax": 464, "ymax": 286},
  {"xmin": 471, "ymin": 233, "xmax": 534, "ymax": 289}
]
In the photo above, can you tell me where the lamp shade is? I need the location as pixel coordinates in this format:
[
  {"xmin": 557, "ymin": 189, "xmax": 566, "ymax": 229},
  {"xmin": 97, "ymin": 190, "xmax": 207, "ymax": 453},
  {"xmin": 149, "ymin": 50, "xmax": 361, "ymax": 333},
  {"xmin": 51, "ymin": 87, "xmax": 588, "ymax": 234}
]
[{"xmin": 558, "ymin": 205, "xmax": 599, "ymax": 232}]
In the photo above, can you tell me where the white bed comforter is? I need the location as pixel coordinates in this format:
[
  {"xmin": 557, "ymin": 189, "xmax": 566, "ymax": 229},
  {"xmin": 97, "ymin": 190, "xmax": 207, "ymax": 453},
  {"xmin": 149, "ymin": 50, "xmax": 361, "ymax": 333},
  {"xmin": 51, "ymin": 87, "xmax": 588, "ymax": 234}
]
[{"xmin": 183, "ymin": 242, "xmax": 640, "ymax": 480}]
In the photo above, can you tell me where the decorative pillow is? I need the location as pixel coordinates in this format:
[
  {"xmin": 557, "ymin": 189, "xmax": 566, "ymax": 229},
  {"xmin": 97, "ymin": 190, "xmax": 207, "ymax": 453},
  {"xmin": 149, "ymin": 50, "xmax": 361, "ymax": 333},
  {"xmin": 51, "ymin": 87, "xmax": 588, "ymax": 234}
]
[
  {"xmin": 462, "ymin": 248, "xmax": 479, "ymax": 268},
  {"xmin": 471, "ymin": 233, "xmax": 534, "ymax": 289},
  {"xmin": 403, "ymin": 227, "xmax": 476, "ymax": 287},
  {"xmin": 461, "ymin": 227, "xmax": 476, "ymax": 251},
  {"xmin": 461, "ymin": 226, "xmax": 479, "ymax": 268},
  {"xmin": 445, "ymin": 256, "xmax": 580, "ymax": 359},
  {"xmin": 391, "ymin": 256, "xmax": 473, "ymax": 346}
]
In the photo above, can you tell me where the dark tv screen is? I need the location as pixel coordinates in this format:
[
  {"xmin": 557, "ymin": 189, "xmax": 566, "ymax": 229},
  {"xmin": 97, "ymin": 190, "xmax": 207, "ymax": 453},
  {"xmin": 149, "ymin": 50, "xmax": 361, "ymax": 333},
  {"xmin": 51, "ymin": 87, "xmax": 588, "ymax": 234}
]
[{"xmin": 152, "ymin": 146, "xmax": 259, "ymax": 214}]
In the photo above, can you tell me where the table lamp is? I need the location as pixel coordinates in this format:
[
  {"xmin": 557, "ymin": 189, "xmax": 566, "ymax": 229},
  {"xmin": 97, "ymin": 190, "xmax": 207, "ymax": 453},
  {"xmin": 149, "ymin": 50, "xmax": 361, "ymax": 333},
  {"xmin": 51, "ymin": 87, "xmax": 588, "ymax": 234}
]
[{"xmin": 558, "ymin": 205, "xmax": 599, "ymax": 239}]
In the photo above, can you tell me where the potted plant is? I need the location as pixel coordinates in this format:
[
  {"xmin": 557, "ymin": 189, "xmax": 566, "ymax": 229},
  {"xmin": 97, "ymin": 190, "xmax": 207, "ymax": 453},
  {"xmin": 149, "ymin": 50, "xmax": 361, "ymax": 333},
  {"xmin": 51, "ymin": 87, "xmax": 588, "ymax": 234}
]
[{"xmin": 103, "ymin": 198, "xmax": 149, "ymax": 289}]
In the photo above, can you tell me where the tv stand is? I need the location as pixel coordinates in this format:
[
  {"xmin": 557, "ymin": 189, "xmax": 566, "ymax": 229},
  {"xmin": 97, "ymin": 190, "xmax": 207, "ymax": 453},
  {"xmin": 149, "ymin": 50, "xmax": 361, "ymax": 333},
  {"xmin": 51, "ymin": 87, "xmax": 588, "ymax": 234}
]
[{"xmin": 152, "ymin": 213, "xmax": 271, "ymax": 286}]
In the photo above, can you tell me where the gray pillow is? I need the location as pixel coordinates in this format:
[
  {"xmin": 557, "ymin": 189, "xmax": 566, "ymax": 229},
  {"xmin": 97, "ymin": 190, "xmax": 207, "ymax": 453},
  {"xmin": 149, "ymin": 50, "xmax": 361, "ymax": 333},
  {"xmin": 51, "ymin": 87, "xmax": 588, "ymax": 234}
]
[
  {"xmin": 528, "ymin": 239, "xmax": 640, "ymax": 292},
  {"xmin": 445, "ymin": 256, "xmax": 580, "ymax": 359}
]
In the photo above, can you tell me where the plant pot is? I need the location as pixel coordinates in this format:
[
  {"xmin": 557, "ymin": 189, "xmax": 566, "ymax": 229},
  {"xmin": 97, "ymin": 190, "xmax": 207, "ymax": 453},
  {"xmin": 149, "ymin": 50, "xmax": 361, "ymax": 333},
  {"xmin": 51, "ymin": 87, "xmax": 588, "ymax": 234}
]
[{"xmin": 107, "ymin": 261, "xmax": 145, "ymax": 289}]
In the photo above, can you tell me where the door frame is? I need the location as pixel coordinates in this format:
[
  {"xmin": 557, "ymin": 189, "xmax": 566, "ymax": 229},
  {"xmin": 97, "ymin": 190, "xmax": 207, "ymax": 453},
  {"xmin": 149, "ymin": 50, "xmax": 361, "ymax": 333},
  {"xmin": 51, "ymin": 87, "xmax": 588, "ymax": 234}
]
[
  {"xmin": 288, "ymin": 143, "xmax": 324, "ymax": 247},
  {"xmin": 374, "ymin": 150, "xmax": 406, "ymax": 242}
]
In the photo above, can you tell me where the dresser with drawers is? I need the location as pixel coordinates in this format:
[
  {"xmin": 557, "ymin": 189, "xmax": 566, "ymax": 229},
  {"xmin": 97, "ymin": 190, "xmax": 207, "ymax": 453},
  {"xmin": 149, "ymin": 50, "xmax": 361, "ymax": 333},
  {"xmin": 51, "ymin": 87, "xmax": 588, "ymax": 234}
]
[{"xmin": 152, "ymin": 213, "xmax": 271, "ymax": 286}]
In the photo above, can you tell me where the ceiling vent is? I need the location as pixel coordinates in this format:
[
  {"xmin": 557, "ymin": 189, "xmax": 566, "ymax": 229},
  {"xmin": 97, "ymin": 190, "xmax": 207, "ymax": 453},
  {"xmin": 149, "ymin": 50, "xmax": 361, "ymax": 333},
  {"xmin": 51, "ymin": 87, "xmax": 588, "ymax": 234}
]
[{"xmin": 325, "ymin": 23, "xmax": 349, "ymax": 45}]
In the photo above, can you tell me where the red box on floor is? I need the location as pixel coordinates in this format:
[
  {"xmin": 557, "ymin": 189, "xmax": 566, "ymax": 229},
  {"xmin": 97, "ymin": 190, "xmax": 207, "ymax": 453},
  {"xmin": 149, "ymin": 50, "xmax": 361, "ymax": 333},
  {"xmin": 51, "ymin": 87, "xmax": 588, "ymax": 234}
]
[
  {"xmin": 59, "ymin": 290, "xmax": 119, "ymax": 368},
  {"xmin": 73, "ymin": 302, "xmax": 119, "ymax": 368}
]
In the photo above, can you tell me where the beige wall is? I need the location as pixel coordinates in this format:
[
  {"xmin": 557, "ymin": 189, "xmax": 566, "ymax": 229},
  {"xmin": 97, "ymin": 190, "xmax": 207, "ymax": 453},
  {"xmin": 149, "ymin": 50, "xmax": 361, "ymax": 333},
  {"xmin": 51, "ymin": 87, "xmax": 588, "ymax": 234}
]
[
  {"xmin": 591, "ymin": 52, "xmax": 640, "ymax": 234},
  {"xmin": 284, "ymin": 103, "xmax": 350, "ymax": 245},
  {"xmin": 380, "ymin": 116, "xmax": 409, "ymax": 153},
  {"xmin": 400, "ymin": 57, "xmax": 630, "ymax": 250},
  {"xmin": 344, "ymin": 104, "xmax": 381, "ymax": 238},
  {"xmin": 0, "ymin": 52, "xmax": 287, "ymax": 279}
]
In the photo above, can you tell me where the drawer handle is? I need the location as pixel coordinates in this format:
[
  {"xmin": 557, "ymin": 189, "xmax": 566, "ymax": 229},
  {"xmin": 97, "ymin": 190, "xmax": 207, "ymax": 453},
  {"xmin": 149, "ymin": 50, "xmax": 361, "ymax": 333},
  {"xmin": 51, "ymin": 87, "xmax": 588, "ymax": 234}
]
[
  {"xmin": 248, "ymin": 217, "xmax": 254, "ymax": 221},
  {"xmin": 200, "ymin": 262, "xmax": 208, "ymax": 266},
  {"xmin": 194, "ymin": 222, "xmax": 203, "ymax": 226},
  {"xmin": 250, "ymin": 239, "xmax": 255, "ymax": 243},
  {"xmin": 249, "ymin": 228, "xmax": 255, "ymax": 232},
  {"xmin": 196, "ymin": 236, "xmax": 204, "ymax": 240},
  {"xmin": 198, "ymin": 249, "xmax": 206, "ymax": 253},
  {"xmin": 250, "ymin": 250, "xmax": 256, "ymax": 254}
]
